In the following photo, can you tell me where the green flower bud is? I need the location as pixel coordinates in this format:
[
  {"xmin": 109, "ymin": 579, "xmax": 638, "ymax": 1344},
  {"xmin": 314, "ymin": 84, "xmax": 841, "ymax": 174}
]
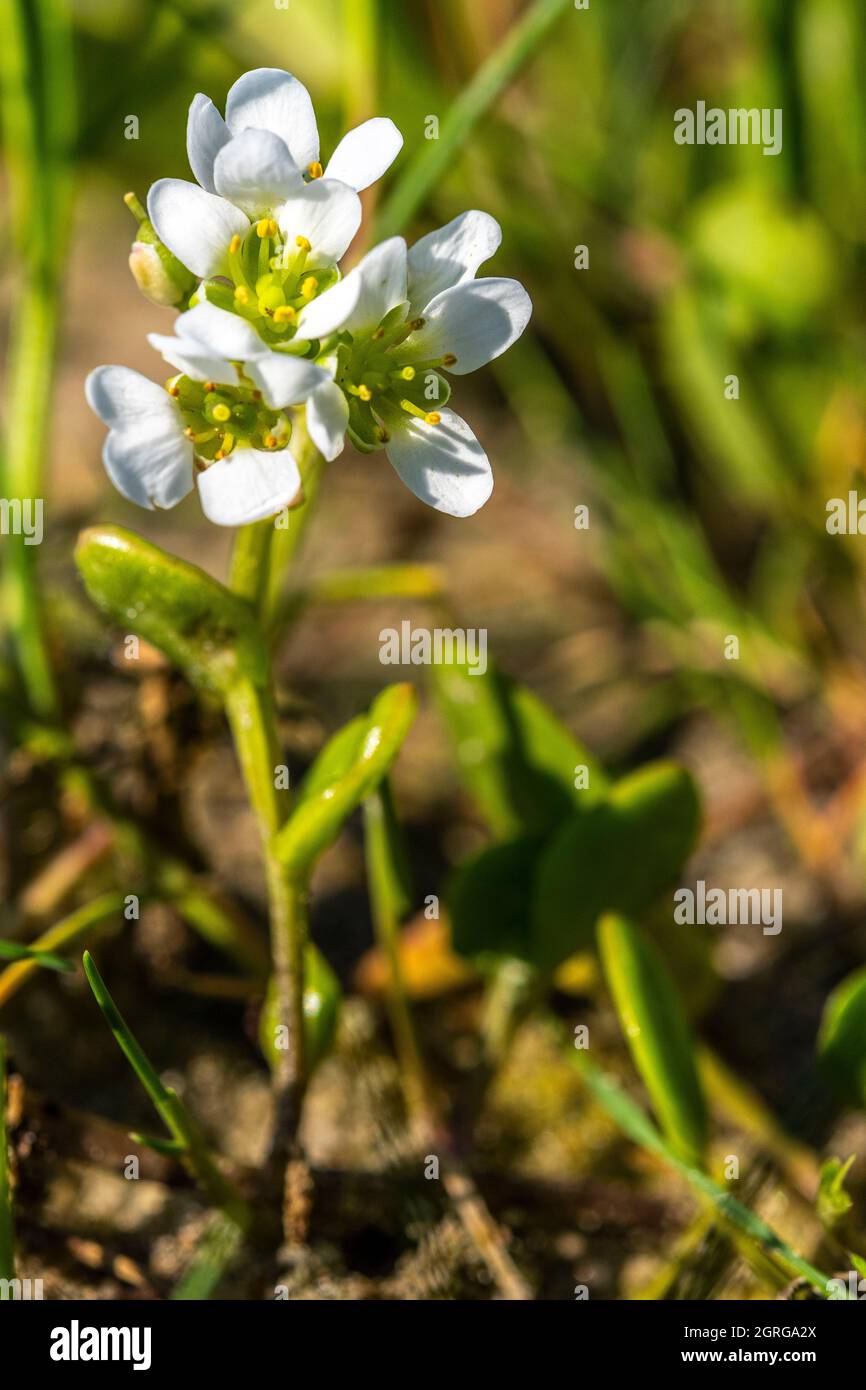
[{"xmin": 124, "ymin": 191, "xmax": 196, "ymax": 308}]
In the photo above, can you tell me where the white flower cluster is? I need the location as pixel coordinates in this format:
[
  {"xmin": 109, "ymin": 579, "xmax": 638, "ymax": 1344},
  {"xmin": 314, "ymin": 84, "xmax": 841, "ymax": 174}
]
[{"xmin": 87, "ymin": 69, "xmax": 532, "ymax": 526}]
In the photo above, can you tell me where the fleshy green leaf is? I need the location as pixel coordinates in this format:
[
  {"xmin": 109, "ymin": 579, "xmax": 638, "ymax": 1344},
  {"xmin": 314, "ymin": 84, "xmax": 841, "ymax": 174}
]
[
  {"xmin": 448, "ymin": 836, "xmax": 546, "ymax": 963},
  {"xmin": 260, "ymin": 944, "xmax": 341, "ymax": 1076},
  {"xmin": 597, "ymin": 913, "xmax": 708, "ymax": 1169},
  {"xmin": 75, "ymin": 526, "xmax": 268, "ymax": 695},
  {"xmin": 818, "ymin": 966, "xmax": 866, "ymax": 1108},
  {"xmin": 275, "ymin": 684, "xmax": 418, "ymax": 877},
  {"xmin": 531, "ymin": 761, "xmax": 700, "ymax": 970},
  {"xmin": 430, "ymin": 660, "xmax": 606, "ymax": 839}
]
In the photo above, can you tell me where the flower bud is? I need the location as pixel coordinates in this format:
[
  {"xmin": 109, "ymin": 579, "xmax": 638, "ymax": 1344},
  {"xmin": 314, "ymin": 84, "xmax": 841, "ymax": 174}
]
[{"xmin": 124, "ymin": 191, "xmax": 196, "ymax": 308}]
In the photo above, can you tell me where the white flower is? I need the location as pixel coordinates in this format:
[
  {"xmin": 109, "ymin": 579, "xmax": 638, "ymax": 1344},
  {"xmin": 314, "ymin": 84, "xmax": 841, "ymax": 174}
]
[
  {"xmin": 146, "ymin": 67, "xmax": 402, "ymax": 295},
  {"xmin": 294, "ymin": 211, "xmax": 532, "ymax": 517},
  {"xmin": 85, "ymin": 304, "xmax": 332, "ymax": 527}
]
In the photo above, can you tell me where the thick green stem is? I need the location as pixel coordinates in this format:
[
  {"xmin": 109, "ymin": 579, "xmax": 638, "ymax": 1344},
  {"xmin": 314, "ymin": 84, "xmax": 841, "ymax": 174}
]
[
  {"xmin": 224, "ymin": 678, "xmax": 307, "ymax": 1159},
  {"xmin": 228, "ymin": 520, "xmax": 275, "ymax": 609}
]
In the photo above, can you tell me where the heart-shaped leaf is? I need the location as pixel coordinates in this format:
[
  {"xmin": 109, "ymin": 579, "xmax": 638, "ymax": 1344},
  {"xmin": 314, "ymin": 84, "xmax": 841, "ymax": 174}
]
[
  {"xmin": 260, "ymin": 944, "xmax": 341, "ymax": 1076},
  {"xmin": 597, "ymin": 913, "xmax": 708, "ymax": 1169},
  {"xmin": 275, "ymin": 684, "xmax": 418, "ymax": 878},
  {"xmin": 530, "ymin": 762, "xmax": 700, "ymax": 971},
  {"xmin": 75, "ymin": 526, "xmax": 268, "ymax": 694},
  {"xmin": 430, "ymin": 660, "xmax": 606, "ymax": 838},
  {"xmin": 818, "ymin": 966, "xmax": 866, "ymax": 1109}
]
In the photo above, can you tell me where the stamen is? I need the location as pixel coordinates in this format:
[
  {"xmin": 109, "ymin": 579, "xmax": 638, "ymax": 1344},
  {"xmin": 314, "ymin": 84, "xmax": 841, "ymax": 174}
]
[
  {"xmin": 425, "ymin": 413, "xmax": 442, "ymax": 426},
  {"xmin": 264, "ymin": 434, "xmax": 278, "ymax": 448},
  {"xmin": 229, "ymin": 234, "xmax": 242, "ymax": 254},
  {"xmin": 272, "ymin": 305, "xmax": 297, "ymax": 324},
  {"xmin": 358, "ymin": 384, "xmax": 373, "ymax": 402},
  {"xmin": 234, "ymin": 285, "xmax": 252, "ymax": 305},
  {"xmin": 397, "ymin": 366, "xmax": 416, "ymax": 381},
  {"xmin": 307, "ymin": 162, "xmax": 323, "ymax": 180},
  {"xmin": 256, "ymin": 218, "xmax": 272, "ymax": 239},
  {"xmin": 300, "ymin": 275, "xmax": 318, "ymax": 300},
  {"xmin": 296, "ymin": 236, "xmax": 312, "ymax": 253},
  {"xmin": 212, "ymin": 403, "xmax": 232, "ymax": 423},
  {"xmin": 443, "ymin": 354, "xmax": 458, "ymax": 366}
]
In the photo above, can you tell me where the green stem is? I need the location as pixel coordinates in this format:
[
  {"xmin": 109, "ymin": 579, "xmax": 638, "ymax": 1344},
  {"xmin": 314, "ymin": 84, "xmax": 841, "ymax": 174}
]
[
  {"xmin": 0, "ymin": 1040, "xmax": 14, "ymax": 1288},
  {"xmin": 228, "ymin": 520, "xmax": 275, "ymax": 609},
  {"xmin": 0, "ymin": 892, "xmax": 128, "ymax": 1010},
  {"xmin": 264, "ymin": 425, "xmax": 326, "ymax": 627},
  {"xmin": 224, "ymin": 678, "xmax": 307, "ymax": 1160}
]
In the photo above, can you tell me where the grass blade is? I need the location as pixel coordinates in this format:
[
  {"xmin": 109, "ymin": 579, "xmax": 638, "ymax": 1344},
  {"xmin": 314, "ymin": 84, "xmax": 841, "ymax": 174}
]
[{"xmin": 376, "ymin": 0, "xmax": 574, "ymax": 239}]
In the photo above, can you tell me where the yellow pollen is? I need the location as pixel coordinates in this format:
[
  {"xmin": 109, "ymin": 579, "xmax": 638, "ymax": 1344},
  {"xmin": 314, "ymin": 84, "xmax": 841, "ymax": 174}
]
[
  {"xmin": 234, "ymin": 285, "xmax": 252, "ymax": 304},
  {"xmin": 295, "ymin": 235, "xmax": 312, "ymax": 252},
  {"xmin": 273, "ymin": 305, "xmax": 296, "ymax": 323},
  {"xmin": 358, "ymin": 384, "xmax": 373, "ymax": 401},
  {"xmin": 300, "ymin": 276, "xmax": 317, "ymax": 300},
  {"xmin": 307, "ymin": 162, "xmax": 323, "ymax": 180},
  {"xmin": 212, "ymin": 403, "xmax": 231, "ymax": 423},
  {"xmin": 256, "ymin": 218, "xmax": 273, "ymax": 238},
  {"xmin": 425, "ymin": 412, "xmax": 442, "ymax": 426},
  {"xmin": 400, "ymin": 366, "xmax": 416, "ymax": 381},
  {"xmin": 229, "ymin": 234, "xmax": 242, "ymax": 254}
]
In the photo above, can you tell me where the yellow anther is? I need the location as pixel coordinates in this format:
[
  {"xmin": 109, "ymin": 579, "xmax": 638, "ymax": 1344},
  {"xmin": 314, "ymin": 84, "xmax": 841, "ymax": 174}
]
[
  {"xmin": 204, "ymin": 382, "xmax": 217, "ymax": 392},
  {"xmin": 358, "ymin": 384, "xmax": 373, "ymax": 402},
  {"xmin": 295, "ymin": 235, "xmax": 312, "ymax": 252},
  {"xmin": 229, "ymin": 234, "xmax": 242, "ymax": 254},
  {"xmin": 234, "ymin": 285, "xmax": 252, "ymax": 304},
  {"xmin": 256, "ymin": 218, "xmax": 272, "ymax": 238},
  {"xmin": 214, "ymin": 449, "xmax": 226, "ymax": 461},
  {"xmin": 410, "ymin": 317, "xmax": 425, "ymax": 331},
  {"xmin": 272, "ymin": 304, "xmax": 297, "ymax": 323},
  {"xmin": 268, "ymin": 219, "xmax": 278, "ymax": 236},
  {"xmin": 443, "ymin": 353, "xmax": 458, "ymax": 366},
  {"xmin": 307, "ymin": 162, "xmax": 323, "ymax": 180},
  {"xmin": 212, "ymin": 403, "xmax": 231, "ymax": 423},
  {"xmin": 300, "ymin": 276, "xmax": 317, "ymax": 300},
  {"xmin": 264, "ymin": 434, "xmax": 278, "ymax": 448},
  {"xmin": 400, "ymin": 366, "xmax": 416, "ymax": 381},
  {"xmin": 425, "ymin": 412, "xmax": 442, "ymax": 426}
]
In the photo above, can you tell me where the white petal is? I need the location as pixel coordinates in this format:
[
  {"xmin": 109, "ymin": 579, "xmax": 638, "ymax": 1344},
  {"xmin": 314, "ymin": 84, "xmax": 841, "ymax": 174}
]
[
  {"xmin": 173, "ymin": 302, "xmax": 266, "ymax": 362},
  {"xmin": 384, "ymin": 408, "xmax": 493, "ymax": 517},
  {"xmin": 336, "ymin": 237, "xmax": 408, "ymax": 336},
  {"xmin": 324, "ymin": 117, "xmax": 403, "ymax": 192},
  {"xmin": 147, "ymin": 179, "xmax": 248, "ymax": 279},
  {"xmin": 407, "ymin": 210, "xmax": 502, "ymax": 315},
  {"xmin": 104, "ymin": 426, "xmax": 194, "ymax": 510},
  {"xmin": 213, "ymin": 128, "xmax": 302, "ymax": 218},
  {"xmin": 187, "ymin": 93, "xmax": 230, "ymax": 194},
  {"xmin": 147, "ymin": 332, "xmax": 239, "ymax": 387},
  {"xmin": 407, "ymin": 278, "xmax": 532, "ymax": 376},
  {"xmin": 225, "ymin": 68, "xmax": 319, "ymax": 171},
  {"xmin": 295, "ymin": 273, "xmax": 362, "ymax": 339},
  {"xmin": 85, "ymin": 365, "xmax": 173, "ymax": 430},
  {"xmin": 277, "ymin": 179, "xmax": 362, "ymax": 266},
  {"xmin": 306, "ymin": 380, "xmax": 349, "ymax": 461},
  {"xmin": 197, "ymin": 448, "xmax": 302, "ymax": 525},
  {"xmin": 244, "ymin": 353, "xmax": 331, "ymax": 409},
  {"xmin": 84, "ymin": 369, "xmax": 192, "ymax": 510}
]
